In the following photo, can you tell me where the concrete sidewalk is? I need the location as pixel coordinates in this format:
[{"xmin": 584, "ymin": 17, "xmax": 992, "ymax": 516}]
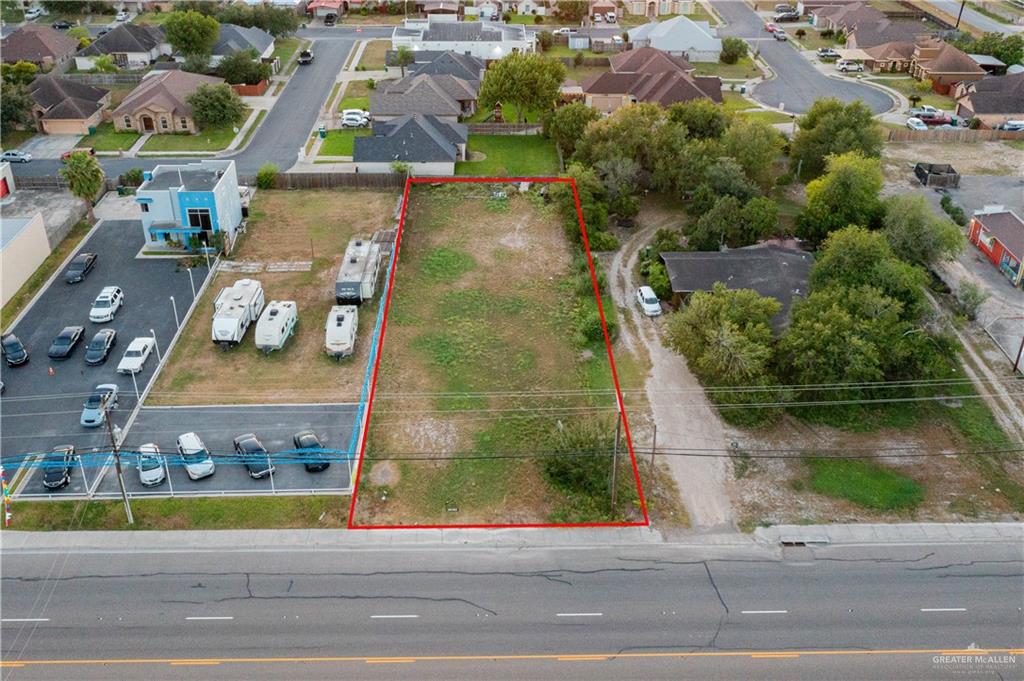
[{"xmin": 757, "ymin": 522, "xmax": 1022, "ymax": 545}]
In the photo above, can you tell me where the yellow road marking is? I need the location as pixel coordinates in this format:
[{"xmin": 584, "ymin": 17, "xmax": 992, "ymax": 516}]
[
  {"xmin": 366, "ymin": 659, "xmax": 416, "ymax": 664},
  {"xmin": 558, "ymin": 656, "xmax": 609, "ymax": 661},
  {"xmin": 0, "ymin": 664, "xmax": 25, "ymax": 668},
  {"xmin": 170, "ymin": 661, "xmax": 221, "ymax": 666},
  {"xmin": 751, "ymin": 653, "xmax": 801, "ymax": 659},
  {"xmin": 3, "ymin": 648, "xmax": 1021, "ymax": 667}
]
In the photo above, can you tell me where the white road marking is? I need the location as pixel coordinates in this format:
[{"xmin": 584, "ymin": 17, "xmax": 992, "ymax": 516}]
[
  {"xmin": 185, "ymin": 616, "xmax": 234, "ymax": 621},
  {"xmin": 920, "ymin": 608, "xmax": 967, "ymax": 612},
  {"xmin": 741, "ymin": 610, "xmax": 789, "ymax": 615},
  {"xmin": 1, "ymin": 618, "xmax": 50, "ymax": 623},
  {"xmin": 370, "ymin": 615, "xmax": 420, "ymax": 619},
  {"xmin": 556, "ymin": 613, "xmax": 603, "ymax": 617}
]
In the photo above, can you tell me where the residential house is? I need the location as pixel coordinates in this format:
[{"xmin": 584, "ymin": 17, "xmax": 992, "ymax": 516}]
[
  {"xmin": 370, "ymin": 73, "xmax": 478, "ymax": 122},
  {"xmin": 112, "ymin": 70, "xmax": 224, "ymax": 134},
  {"xmin": 208, "ymin": 24, "xmax": 276, "ymax": 67},
  {"xmin": 1, "ymin": 212, "xmax": 49, "ymax": 307},
  {"xmin": 968, "ymin": 54, "xmax": 1007, "ymax": 75},
  {"xmin": 581, "ymin": 47, "xmax": 722, "ymax": 113},
  {"xmin": 353, "ymin": 113, "xmax": 467, "ymax": 176},
  {"xmin": 954, "ymin": 72, "xmax": 1024, "ymax": 128},
  {"xmin": 405, "ymin": 51, "xmax": 485, "ymax": 85},
  {"xmin": 846, "ymin": 19, "xmax": 929, "ymax": 49},
  {"xmin": 910, "ymin": 39, "xmax": 985, "ymax": 94},
  {"xmin": 626, "ymin": 15, "xmax": 722, "ymax": 62},
  {"xmin": 74, "ymin": 23, "xmax": 170, "ymax": 71},
  {"xmin": 307, "ymin": 0, "xmax": 344, "ymax": 16},
  {"xmin": 392, "ymin": 16, "xmax": 535, "ymax": 61},
  {"xmin": 0, "ymin": 24, "xmax": 78, "ymax": 68},
  {"xmin": 812, "ymin": 2, "xmax": 885, "ymax": 32},
  {"xmin": 660, "ymin": 244, "xmax": 813, "ymax": 332},
  {"xmin": 417, "ymin": 0, "xmax": 462, "ymax": 15},
  {"xmin": 27, "ymin": 76, "xmax": 110, "ymax": 135},
  {"xmin": 859, "ymin": 41, "xmax": 917, "ymax": 73},
  {"xmin": 967, "ymin": 207, "xmax": 1024, "ymax": 288},
  {"xmin": 624, "ymin": 0, "xmax": 693, "ymax": 19},
  {"xmin": 136, "ymin": 160, "xmax": 244, "ymax": 248}
]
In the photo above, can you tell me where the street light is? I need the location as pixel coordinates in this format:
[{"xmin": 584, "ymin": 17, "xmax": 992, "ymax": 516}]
[
  {"xmin": 170, "ymin": 296, "xmax": 180, "ymax": 328},
  {"xmin": 150, "ymin": 329, "xmax": 161, "ymax": 362}
]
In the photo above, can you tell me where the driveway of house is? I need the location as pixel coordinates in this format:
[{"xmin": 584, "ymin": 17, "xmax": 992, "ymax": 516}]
[
  {"xmin": 18, "ymin": 134, "xmax": 82, "ymax": 159},
  {"xmin": 713, "ymin": 1, "xmax": 895, "ymax": 114}
]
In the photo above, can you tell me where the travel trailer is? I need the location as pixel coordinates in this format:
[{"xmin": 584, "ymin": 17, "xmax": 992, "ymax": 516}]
[
  {"xmin": 324, "ymin": 305, "xmax": 358, "ymax": 359},
  {"xmin": 255, "ymin": 300, "xmax": 298, "ymax": 353},
  {"xmin": 212, "ymin": 279, "xmax": 265, "ymax": 348},
  {"xmin": 335, "ymin": 237, "xmax": 382, "ymax": 304}
]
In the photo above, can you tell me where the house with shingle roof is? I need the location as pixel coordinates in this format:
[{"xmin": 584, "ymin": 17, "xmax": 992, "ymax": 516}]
[
  {"xmin": 27, "ymin": 76, "xmax": 110, "ymax": 135},
  {"xmin": 846, "ymin": 18, "xmax": 929, "ymax": 49},
  {"xmin": 911, "ymin": 40, "xmax": 986, "ymax": 94},
  {"xmin": 967, "ymin": 207, "xmax": 1024, "ymax": 288},
  {"xmin": 112, "ymin": 70, "xmax": 224, "ymax": 135},
  {"xmin": 405, "ymin": 51, "xmax": 485, "ymax": 85},
  {"xmin": 626, "ymin": 15, "xmax": 722, "ymax": 62},
  {"xmin": 859, "ymin": 41, "xmax": 917, "ymax": 72},
  {"xmin": 392, "ymin": 16, "xmax": 534, "ymax": 61},
  {"xmin": 353, "ymin": 113, "xmax": 467, "ymax": 176},
  {"xmin": 370, "ymin": 73, "xmax": 478, "ymax": 122},
  {"xmin": 1, "ymin": 24, "xmax": 78, "ymax": 67},
  {"xmin": 75, "ymin": 24, "xmax": 171, "ymax": 71},
  {"xmin": 581, "ymin": 46, "xmax": 720, "ymax": 113},
  {"xmin": 954, "ymin": 72, "xmax": 1024, "ymax": 128},
  {"xmin": 812, "ymin": 2, "xmax": 885, "ymax": 32},
  {"xmin": 209, "ymin": 24, "xmax": 275, "ymax": 67}
]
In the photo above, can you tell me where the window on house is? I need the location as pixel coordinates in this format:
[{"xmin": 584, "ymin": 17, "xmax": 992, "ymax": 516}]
[
  {"xmin": 123, "ymin": 116, "xmax": 132, "ymax": 128},
  {"xmin": 140, "ymin": 203, "xmax": 149, "ymax": 213},
  {"xmin": 160, "ymin": 118, "xmax": 169, "ymax": 130},
  {"xmin": 180, "ymin": 117, "xmax": 188, "ymax": 129},
  {"xmin": 186, "ymin": 208, "xmax": 213, "ymax": 230}
]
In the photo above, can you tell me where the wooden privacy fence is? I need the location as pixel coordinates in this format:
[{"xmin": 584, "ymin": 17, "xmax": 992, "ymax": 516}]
[
  {"xmin": 238, "ymin": 172, "xmax": 406, "ymax": 190},
  {"xmin": 467, "ymin": 123, "xmax": 541, "ymax": 134},
  {"xmin": 886, "ymin": 128, "xmax": 1024, "ymax": 143},
  {"xmin": 63, "ymin": 72, "xmax": 147, "ymax": 85}
]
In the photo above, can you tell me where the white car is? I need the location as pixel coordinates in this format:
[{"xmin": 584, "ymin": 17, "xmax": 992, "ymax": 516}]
[
  {"xmin": 137, "ymin": 443, "xmax": 166, "ymax": 487},
  {"xmin": 907, "ymin": 104, "xmax": 941, "ymax": 117},
  {"xmin": 117, "ymin": 337, "xmax": 155, "ymax": 374},
  {"xmin": 905, "ymin": 117, "xmax": 928, "ymax": 131},
  {"xmin": 177, "ymin": 432, "xmax": 215, "ymax": 481},
  {"xmin": 552, "ymin": 27, "xmax": 577, "ymax": 36},
  {"xmin": 605, "ymin": 11, "xmax": 616, "ymax": 22},
  {"xmin": 24, "ymin": 7, "xmax": 43, "ymax": 20},
  {"xmin": 115, "ymin": 10, "xmax": 129, "ymax": 20},
  {"xmin": 636, "ymin": 286, "xmax": 662, "ymax": 317},
  {"xmin": 89, "ymin": 286, "xmax": 124, "ymax": 322},
  {"xmin": 593, "ymin": 13, "xmax": 603, "ymax": 21},
  {"xmin": 1001, "ymin": 119, "xmax": 1024, "ymax": 131},
  {"xmin": 1, "ymin": 150, "xmax": 31, "ymax": 163},
  {"xmin": 341, "ymin": 108, "xmax": 370, "ymax": 120},
  {"xmin": 612, "ymin": 35, "xmax": 624, "ymax": 44},
  {"xmin": 340, "ymin": 114, "xmax": 369, "ymax": 128},
  {"xmin": 836, "ymin": 60, "xmax": 863, "ymax": 73}
]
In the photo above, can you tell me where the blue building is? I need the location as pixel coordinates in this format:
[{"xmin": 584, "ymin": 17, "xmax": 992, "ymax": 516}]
[{"xmin": 136, "ymin": 160, "xmax": 243, "ymax": 250}]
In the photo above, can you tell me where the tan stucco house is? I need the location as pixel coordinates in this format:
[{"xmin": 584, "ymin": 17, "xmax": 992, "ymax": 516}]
[{"xmin": 112, "ymin": 71, "xmax": 224, "ymax": 134}]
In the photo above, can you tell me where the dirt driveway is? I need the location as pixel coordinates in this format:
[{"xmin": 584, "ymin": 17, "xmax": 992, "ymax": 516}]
[{"xmin": 605, "ymin": 205, "xmax": 735, "ymax": 531}]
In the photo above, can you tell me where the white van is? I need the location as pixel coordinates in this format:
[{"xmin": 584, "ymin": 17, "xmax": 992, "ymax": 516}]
[
  {"xmin": 255, "ymin": 300, "xmax": 298, "ymax": 353},
  {"xmin": 325, "ymin": 305, "xmax": 358, "ymax": 359}
]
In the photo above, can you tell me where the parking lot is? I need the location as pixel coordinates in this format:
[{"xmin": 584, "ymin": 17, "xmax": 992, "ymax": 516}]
[
  {"xmin": 2, "ymin": 219, "xmax": 211, "ymax": 495},
  {"xmin": 93, "ymin": 404, "xmax": 356, "ymax": 497}
]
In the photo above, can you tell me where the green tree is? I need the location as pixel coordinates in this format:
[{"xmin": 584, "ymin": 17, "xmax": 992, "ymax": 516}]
[
  {"xmin": 551, "ymin": 162, "xmax": 608, "ymax": 242},
  {"xmin": 1, "ymin": 60, "xmax": 37, "ymax": 86},
  {"xmin": 91, "ymin": 54, "xmax": 117, "ymax": 73},
  {"xmin": 575, "ymin": 103, "xmax": 664, "ymax": 175},
  {"xmin": 182, "ymin": 53, "xmax": 210, "ymax": 74},
  {"xmin": 687, "ymin": 195, "xmax": 743, "ymax": 250},
  {"xmin": 186, "ymin": 83, "xmax": 246, "ymax": 129},
  {"xmin": 164, "ymin": 9, "xmax": 220, "ymax": 57},
  {"xmin": 256, "ymin": 162, "xmax": 278, "ymax": 189},
  {"xmin": 790, "ymin": 97, "xmax": 883, "ymax": 177},
  {"xmin": 216, "ymin": 49, "xmax": 272, "ymax": 85},
  {"xmin": 797, "ymin": 151, "xmax": 883, "ymax": 245},
  {"xmin": 721, "ymin": 118, "xmax": 784, "ymax": 189},
  {"xmin": 951, "ymin": 32, "xmax": 1024, "ymax": 68},
  {"xmin": 537, "ymin": 30, "xmax": 553, "ymax": 51},
  {"xmin": 60, "ymin": 152, "xmax": 105, "ymax": 219},
  {"xmin": 881, "ymin": 193, "xmax": 964, "ymax": 268},
  {"xmin": 0, "ymin": 81, "xmax": 33, "ymax": 134},
  {"xmin": 703, "ymin": 156, "xmax": 759, "ymax": 204},
  {"xmin": 555, "ymin": 0, "xmax": 588, "ymax": 22},
  {"xmin": 741, "ymin": 196, "xmax": 780, "ymax": 241},
  {"xmin": 545, "ymin": 102, "xmax": 600, "ymax": 158},
  {"xmin": 593, "ymin": 155, "xmax": 641, "ymax": 204},
  {"xmin": 394, "ymin": 45, "xmax": 415, "ymax": 77},
  {"xmin": 666, "ymin": 98, "xmax": 729, "ymax": 139},
  {"xmin": 478, "ymin": 52, "xmax": 566, "ymax": 123},
  {"xmin": 651, "ymin": 131, "xmax": 717, "ymax": 196},
  {"xmin": 719, "ymin": 36, "xmax": 749, "ymax": 65}
]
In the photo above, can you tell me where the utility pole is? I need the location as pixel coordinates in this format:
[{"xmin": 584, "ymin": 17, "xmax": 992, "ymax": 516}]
[
  {"xmin": 955, "ymin": 0, "xmax": 966, "ymax": 29},
  {"xmin": 610, "ymin": 410, "xmax": 622, "ymax": 514},
  {"xmin": 103, "ymin": 396, "xmax": 133, "ymax": 525},
  {"xmin": 1014, "ymin": 334, "xmax": 1024, "ymax": 374},
  {"xmin": 649, "ymin": 423, "xmax": 657, "ymax": 467}
]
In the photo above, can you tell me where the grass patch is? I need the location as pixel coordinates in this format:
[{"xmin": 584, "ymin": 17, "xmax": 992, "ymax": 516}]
[
  {"xmin": 871, "ymin": 77, "xmax": 956, "ymax": 110},
  {"xmin": 337, "ymin": 79, "xmax": 373, "ymax": 111},
  {"xmin": 2, "ymin": 2, "xmax": 24, "ymax": 22},
  {"xmin": 967, "ymin": 1, "xmax": 1013, "ymax": 23},
  {"xmin": 140, "ymin": 110, "xmax": 251, "ymax": 152},
  {"xmin": 1, "ymin": 219, "xmax": 93, "ymax": 327},
  {"xmin": 2, "ymin": 495, "xmax": 348, "ymax": 531},
  {"xmin": 806, "ymin": 458, "xmax": 924, "ymax": 511},
  {"xmin": 693, "ymin": 56, "xmax": 759, "ymax": 80},
  {"xmin": 75, "ymin": 122, "xmax": 140, "ymax": 151},
  {"xmin": 317, "ymin": 128, "xmax": 371, "ymax": 156},
  {"xmin": 105, "ymin": 83, "xmax": 136, "ymax": 108},
  {"xmin": 784, "ymin": 27, "xmax": 840, "ymax": 51},
  {"xmin": 0, "ymin": 129, "xmax": 37, "ymax": 150},
  {"xmin": 737, "ymin": 109, "xmax": 794, "ymax": 125},
  {"xmin": 133, "ymin": 10, "xmax": 175, "ymax": 25},
  {"xmin": 236, "ymin": 109, "xmax": 266, "ymax": 151},
  {"xmin": 271, "ymin": 36, "xmax": 301, "ymax": 65},
  {"xmin": 455, "ymin": 135, "xmax": 559, "ymax": 176},
  {"xmin": 357, "ymin": 39, "xmax": 390, "ymax": 70},
  {"xmin": 1006, "ymin": 140, "xmax": 1024, "ymax": 151},
  {"xmin": 544, "ymin": 45, "xmax": 609, "ymax": 59},
  {"xmin": 721, "ymin": 90, "xmax": 753, "ymax": 114}
]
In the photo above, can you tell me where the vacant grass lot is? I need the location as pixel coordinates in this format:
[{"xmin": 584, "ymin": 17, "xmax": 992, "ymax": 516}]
[
  {"xmin": 353, "ymin": 185, "xmax": 643, "ymax": 525},
  {"xmin": 318, "ymin": 128, "xmax": 371, "ymax": 156},
  {"xmin": 357, "ymin": 40, "xmax": 390, "ymax": 70},
  {"xmin": 807, "ymin": 458, "xmax": 924, "ymax": 511},
  {"xmin": 455, "ymin": 135, "xmax": 559, "ymax": 177},
  {"xmin": 147, "ymin": 190, "xmax": 398, "ymax": 405},
  {"xmin": 76, "ymin": 122, "xmax": 140, "ymax": 151}
]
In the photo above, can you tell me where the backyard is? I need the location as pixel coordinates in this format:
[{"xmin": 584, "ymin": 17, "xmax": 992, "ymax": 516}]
[
  {"xmin": 147, "ymin": 189, "xmax": 397, "ymax": 406},
  {"xmin": 455, "ymin": 135, "xmax": 560, "ymax": 177},
  {"xmin": 352, "ymin": 184, "xmax": 644, "ymax": 526},
  {"xmin": 76, "ymin": 123, "xmax": 140, "ymax": 151}
]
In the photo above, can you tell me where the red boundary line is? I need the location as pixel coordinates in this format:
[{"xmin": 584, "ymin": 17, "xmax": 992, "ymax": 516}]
[{"xmin": 347, "ymin": 176, "xmax": 649, "ymax": 530}]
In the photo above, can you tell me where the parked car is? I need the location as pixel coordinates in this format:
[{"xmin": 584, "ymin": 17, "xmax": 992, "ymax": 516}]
[
  {"xmin": 24, "ymin": 7, "xmax": 43, "ymax": 20},
  {"xmin": 341, "ymin": 108, "xmax": 370, "ymax": 120},
  {"xmin": 116, "ymin": 336, "xmax": 155, "ymax": 374},
  {"xmin": 89, "ymin": 286, "xmax": 124, "ymax": 323},
  {"xmin": 2, "ymin": 333, "xmax": 29, "ymax": 367},
  {"xmin": 293, "ymin": 430, "xmax": 330, "ymax": 472},
  {"xmin": 177, "ymin": 432, "xmax": 215, "ymax": 481},
  {"xmin": 593, "ymin": 13, "xmax": 603, "ymax": 21},
  {"xmin": 64, "ymin": 252, "xmax": 97, "ymax": 283},
  {"xmin": 61, "ymin": 147, "xmax": 95, "ymax": 161},
  {"xmin": 764, "ymin": 21, "xmax": 780, "ymax": 32},
  {"xmin": 1, "ymin": 150, "xmax": 31, "ymax": 163},
  {"xmin": 323, "ymin": 12, "xmax": 336, "ymax": 25},
  {"xmin": 612, "ymin": 34, "xmax": 624, "ymax": 44},
  {"xmin": 907, "ymin": 104, "xmax": 942, "ymax": 118},
  {"xmin": 605, "ymin": 11, "xmax": 616, "ymax": 22},
  {"xmin": 96, "ymin": 26, "xmax": 111, "ymax": 36},
  {"xmin": 636, "ymin": 286, "xmax": 662, "ymax": 317},
  {"xmin": 115, "ymin": 10, "xmax": 129, "ymax": 20},
  {"xmin": 816, "ymin": 47, "xmax": 840, "ymax": 59},
  {"xmin": 774, "ymin": 11, "xmax": 800, "ymax": 21},
  {"xmin": 773, "ymin": 30, "xmax": 788, "ymax": 40},
  {"xmin": 552, "ymin": 27, "xmax": 577, "ymax": 35},
  {"xmin": 42, "ymin": 445, "xmax": 75, "ymax": 490},
  {"xmin": 836, "ymin": 59, "xmax": 863, "ymax": 72},
  {"xmin": 51, "ymin": 19, "xmax": 71, "ymax": 29},
  {"xmin": 905, "ymin": 117, "xmax": 928, "ymax": 131},
  {"xmin": 84, "ymin": 328, "xmax": 117, "ymax": 365},
  {"xmin": 298, "ymin": 49, "xmax": 314, "ymax": 65},
  {"xmin": 233, "ymin": 433, "xmax": 275, "ymax": 479},
  {"xmin": 1000, "ymin": 120, "xmax": 1024, "ymax": 131},
  {"xmin": 923, "ymin": 114, "xmax": 953, "ymax": 126},
  {"xmin": 137, "ymin": 443, "xmax": 166, "ymax": 487},
  {"xmin": 80, "ymin": 384, "xmax": 118, "ymax": 428},
  {"xmin": 47, "ymin": 325, "xmax": 84, "ymax": 360},
  {"xmin": 340, "ymin": 114, "xmax": 369, "ymax": 128},
  {"xmin": 774, "ymin": 3, "xmax": 795, "ymax": 12}
]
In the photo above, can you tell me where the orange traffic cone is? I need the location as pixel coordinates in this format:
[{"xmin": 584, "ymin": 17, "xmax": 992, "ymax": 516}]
[{"xmin": 47, "ymin": 367, "xmax": 55, "ymax": 376}]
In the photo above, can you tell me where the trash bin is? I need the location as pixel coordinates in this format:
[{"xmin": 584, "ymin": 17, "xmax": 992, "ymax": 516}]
[
  {"xmin": 319, "ymin": 124, "xmax": 327, "ymax": 139},
  {"xmin": 739, "ymin": 85, "xmax": 747, "ymax": 95},
  {"xmin": 116, "ymin": 185, "xmax": 126, "ymax": 196}
]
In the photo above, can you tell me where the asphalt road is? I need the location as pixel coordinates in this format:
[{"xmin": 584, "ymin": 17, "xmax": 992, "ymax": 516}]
[
  {"xmin": 713, "ymin": 1, "xmax": 895, "ymax": 115},
  {"xmin": 1, "ymin": 540, "xmax": 1021, "ymax": 679},
  {"xmin": 921, "ymin": 0, "xmax": 1023, "ymax": 34},
  {"xmin": 0, "ymin": 220, "xmax": 211, "ymax": 489}
]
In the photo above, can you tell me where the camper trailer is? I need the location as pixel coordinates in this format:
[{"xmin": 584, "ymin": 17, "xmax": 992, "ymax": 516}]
[
  {"xmin": 324, "ymin": 305, "xmax": 358, "ymax": 359},
  {"xmin": 255, "ymin": 300, "xmax": 298, "ymax": 353},
  {"xmin": 335, "ymin": 237, "xmax": 382, "ymax": 304},
  {"xmin": 212, "ymin": 279, "xmax": 265, "ymax": 348}
]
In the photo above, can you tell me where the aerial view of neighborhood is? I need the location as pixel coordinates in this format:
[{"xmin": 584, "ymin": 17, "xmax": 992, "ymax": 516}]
[{"xmin": 0, "ymin": 0, "xmax": 1021, "ymax": 678}]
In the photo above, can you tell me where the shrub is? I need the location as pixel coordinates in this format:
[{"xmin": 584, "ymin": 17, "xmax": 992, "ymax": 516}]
[
  {"xmin": 366, "ymin": 77, "xmax": 376, "ymax": 90},
  {"xmin": 573, "ymin": 51, "xmax": 584, "ymax": 67},
  {"xmin": 538, "ymin": 30, "xmax": 553, "ymax": 51},
  {"xmin": 821, "ymin": 28, "xmax": 834, "ymax": 37},
  {"xmin": 795, "ymin": 28, "xmax": 806, "ymax": 38},
  {"xmin": 256, "ymin": 162, "xmax": 278, "ymax": 189},
  {"xmin": 915, "ymin": 78, "xmax": 933, "ymax": 93},
  {"xmin": 120, "ymin": 167, "xmax": 145, "ymax": 187},
  {"xmin": 720, "ymin": 37, "xmax": 748, "ymax": 65},
  {"xmin": 534, "ymin": 13, "xmax": 542, "ymax": 23},
  {"xmin": 542, "ymin": 419, "xmax": 615, "ymax": 502},
  {"xmin": 955, "ymin": 280, "xmax": 989, "ymax": 321},
  {"xmin": 646, "ymin": 261, "xmax": 672, "ymax": 299},
  {"xmin": 587, "ymin": 230, "xmax": 620, "ymax": 251}
]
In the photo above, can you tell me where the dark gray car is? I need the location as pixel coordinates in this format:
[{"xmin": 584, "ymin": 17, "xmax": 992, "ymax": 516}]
[
  {"xmin": 84, "ymin": 328, "xmax": 117, "ymax": 365},
  {"xmin": 47, "ymin": 325, "xmax": 84, "ymax": 360},
  {"xmin": 64, "ymin": 252, "xmax": 97, "ymax": 284}
]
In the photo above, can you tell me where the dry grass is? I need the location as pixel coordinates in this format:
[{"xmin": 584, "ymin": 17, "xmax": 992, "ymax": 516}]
[
  {"xmin": 357, "ymin": 40, "xmax": 390, "ymax": 70},
  {"xmin": 148, "ymin": 189, "xmax": 398, "ymax": 405}
]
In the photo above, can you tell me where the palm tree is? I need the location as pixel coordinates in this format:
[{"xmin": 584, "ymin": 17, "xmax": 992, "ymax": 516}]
[{"xmin": 60, "ymin": 152, "xmax": 105, "ymax": 221}]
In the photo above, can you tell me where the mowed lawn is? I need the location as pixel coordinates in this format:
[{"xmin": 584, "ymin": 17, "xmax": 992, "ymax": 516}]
[
  {"xmin": 140, "ymin": 111, "xmax": 253, "ymax": 152},
  {"xmin": 337, "ymin": 79, "xmax": 372, "ymax": 112},
  {"xmin": 358, "ymin": 40, "xmax": 390, "ymax": 70},
  {"xmin": 871, "ymin": 77, "xmax": 956, "ymax": 111},
  {"xmin": 318, "ymin": 128, "xmax": 371, "ymax": 156},
  {"xmin": 76, "ymin": 122, "xmax": 140, "ymax": 151},
  {"xmin": 692, "ymin": 56, "xmax": 760, "ymax": 80},
  {"xmin": 455, "ymin": 135, "xmax": 559, "ymax": 177}
]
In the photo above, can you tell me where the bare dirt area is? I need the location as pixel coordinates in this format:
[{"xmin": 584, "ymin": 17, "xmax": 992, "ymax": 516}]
[
  {"xmin": 353, "ymin": 184, "xmax": 646, "ymax": 526},
  {"xmin": 147, "ymin": 189, "xmax": 397, "ymax": 405},
  {"xmin": 881, "ymin": 141, "xmax": 1024, "ymax": 189}
]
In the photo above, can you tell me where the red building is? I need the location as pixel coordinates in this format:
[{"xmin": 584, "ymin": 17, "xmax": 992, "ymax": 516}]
[{"xmin": 967, "ymin": 208, "xmax": 1024, "ymax": 288}]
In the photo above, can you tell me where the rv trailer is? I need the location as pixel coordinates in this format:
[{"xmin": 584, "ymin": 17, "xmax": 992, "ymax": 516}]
[
  {"xmin": 324, "ymin": 305, "xmax": 358, "ymax": 359},
  {"xmin": 212, "ymin": 278, "xmax": 265, "ymax": 348},
  {"xmin": 255, "ymin": 300, "xmax": 298, "ymax": 353},
  {"xmin": 335, "ymin": 237, "xmax": 382, "ymax": 304}
]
